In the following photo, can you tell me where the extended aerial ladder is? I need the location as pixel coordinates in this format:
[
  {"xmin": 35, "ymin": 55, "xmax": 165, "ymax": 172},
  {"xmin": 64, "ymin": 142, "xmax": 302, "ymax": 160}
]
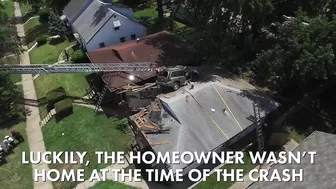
[
  {"xmin": 0, "ymin": 63, "xmax": 156, "ymax": 74},
  {"xmin": 0, "ymin": 62, "xmax": 159, "ymax": 114}
]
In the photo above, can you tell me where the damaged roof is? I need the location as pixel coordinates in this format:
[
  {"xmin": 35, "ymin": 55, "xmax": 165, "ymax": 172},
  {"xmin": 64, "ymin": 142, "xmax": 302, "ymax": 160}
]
[
  {"xmin": 87, "ymin": 31, "xmax": 194, "ymax": 89},
  {"xmin": 139, "ymin": 81, "xmax": 278, "ymax": 171},
  {"xmin": 249, "ymin": 131, "xmax": 336, "ymax": 189}
]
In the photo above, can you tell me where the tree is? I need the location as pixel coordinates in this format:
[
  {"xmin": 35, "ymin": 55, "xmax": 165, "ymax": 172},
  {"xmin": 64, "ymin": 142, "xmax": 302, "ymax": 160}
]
[
  {"xmin": 17, "ymin": 0, "xmax": 43, "ymax": 13},
  {"xmin": 0, "ymin": 4, "xmax": 23, "ymax": 123},
  {"xmin": 48, "ymin": 12, "xmax": 66, "ymax": 37},
  {"xmin": 253, "ymin": 11, "xmax": 336, "ymax": 92},
  {"xmin": 157, "ymin": 0, "xmax": 164, "ymax": 19},
  {"xmin": 45, "ymin": 0, "xmax": 70, "ymax": 13}
]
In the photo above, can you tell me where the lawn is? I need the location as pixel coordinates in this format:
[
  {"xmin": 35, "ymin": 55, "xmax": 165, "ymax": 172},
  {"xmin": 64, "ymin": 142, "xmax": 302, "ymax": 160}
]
[
  {"xmin": 0, "ymin": 122, "xmax": 33, "ymax": 189},
  {"xmin": 29, "ymin": 38, "xmax": 75, "ymax": 64},
  {"xmin": 89, "ymin": 181, "xmax": 136, "ymax": 189},
  {"xmin": 20, "ymin": 3, "xmax": 31, "ymax": 16},
  {"xmin": 134, "ymin": 8, "xmax": 158, "ymax": 20},
  {"xmin": 43, "ymin": 106, "xmax": 133, "ymax": 188},
  {"xmin": 195, "ymin": 153, "xmax": 255, "ymax": 189},
  {"xmin": 24, "ymin": 17, "xmax": 49, "ymax": 48},
  {"xmin": 34, "ymin": 73, "xmax": 89, "ymax": 99},
  {"xmin": 0, "ymin": 55, "xmax": 22, "ymax": 83},
  {"xmin": 1, "ymin": 0, "xmax": 14, "ymax": 18}
]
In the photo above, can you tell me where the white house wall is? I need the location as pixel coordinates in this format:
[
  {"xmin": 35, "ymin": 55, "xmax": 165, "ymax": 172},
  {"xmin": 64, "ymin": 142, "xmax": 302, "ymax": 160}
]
[{"xmin": 85, "ymin": 11, "xmax": 147, "ymax": 52}]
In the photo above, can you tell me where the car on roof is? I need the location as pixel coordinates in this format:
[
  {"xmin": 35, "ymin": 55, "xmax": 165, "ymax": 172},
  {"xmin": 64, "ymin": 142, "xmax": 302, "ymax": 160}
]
[{"xmin": 156, "ymin": 65, "xmax": 198, "ymax": 90}]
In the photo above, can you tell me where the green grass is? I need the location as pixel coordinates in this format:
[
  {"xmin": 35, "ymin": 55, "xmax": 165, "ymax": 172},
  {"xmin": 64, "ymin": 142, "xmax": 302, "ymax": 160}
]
[
  {"xmin": 134, "ymin": 8, "xmax": 158, "ymax": 20},
  {"xmin": 89, "ymin": 181, "xmax": 136, "ymax": 189},
  {"xmin": 24, "ymin": 17, "xmax": 50, "ymax": 48},
  {"xmin": 1, "ymin": 0, "xmax": 14, "ymax": 18},
  {"xmin": 34, "ymin": 73, "xmax": 88, "ymax": 119},
  {"xmin": 42, "ymin": 106, "xmax": 133, "ymax": 189},
  {"xmin": 195, "ymin": 153, "xmax": 255, "ymax": 189},
  {"xmin": 29, "ymin": 38, "xmax": 74, "ymax": 64},
  {"xmin": 0, "ymin": 122, "xmax": 33, "ymax": 189},
  {"xmin": 0, "ymin": 55, "xmax": 22, "ymax": 83},
  {"xmin": 20, "ymin": 3, "xmax": 31, "ymax": 16},
  {"xmin": 34, "ymin": 73, "xmax": 89, "ymax": 99}
]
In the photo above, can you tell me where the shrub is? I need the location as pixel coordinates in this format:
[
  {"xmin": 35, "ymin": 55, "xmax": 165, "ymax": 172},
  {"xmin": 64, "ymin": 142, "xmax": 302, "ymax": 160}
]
[
  {"xmin": 46, "ymin": 87, "xmax": 66, "ymax": 109},
  {"xmin": 54, "ymin": 98, "xmax": 73, "ymax": 120},
  {"xmin": 71, "ymin": 50, "xmax": 90, "ymax": 63},
  {"xmin": 36, "ymin": 36, "xmax": 48, "ymax": 45},
  {"xmin": 38, "ymin": 8, "xmax": 50, "ymax": 23},
  {"xmin": 117, "ymin": 118, "xmax": 129, "ymax": 132}
]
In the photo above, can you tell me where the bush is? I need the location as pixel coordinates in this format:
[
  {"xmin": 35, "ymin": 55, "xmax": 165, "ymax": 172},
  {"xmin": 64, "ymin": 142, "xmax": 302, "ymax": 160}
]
[
  {"xmin": 54, "ymin": 98, "xmax": 73, "ymax": 120},
  {"xmin": 71, "ymin": 50, "xmax": 90, "ymax": 63},
  {"xmin": 46, "ymin": 87, "xmax": 66, "ymax": 109},
  {"xmin": 117, "ymin": 118, "xmax": 129, "ymax": 132},
  {"xmin": 39, "ymin": 8, "xmax": 50, "ymax": 23},
  {"xmin": 36, "ymin": 36, "xmax": 48, "ymax": 45}
]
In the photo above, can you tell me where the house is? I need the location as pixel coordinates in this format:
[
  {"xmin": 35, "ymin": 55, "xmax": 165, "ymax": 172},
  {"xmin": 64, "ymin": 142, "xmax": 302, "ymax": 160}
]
[
  {"xmin": 63, "ymin": 0, "xmax": 147, "ymax": 51},
  {"xmin": 86, "ymin": 31, "xmax": 194, "ymax": 108},
  {"xmin": 249, "ymin": 131, "xmax": 336, "ymax": 189},
  {"xmin": 129, "ymin": 81, "xmax": 279, "ymax": 174},
  {"xmin": 63, "ymin": 0, "xmax": 92, "ymax": 24}
]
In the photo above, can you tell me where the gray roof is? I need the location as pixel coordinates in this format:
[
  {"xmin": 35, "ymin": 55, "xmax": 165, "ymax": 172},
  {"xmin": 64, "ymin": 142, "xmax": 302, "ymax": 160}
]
[
  {"xmin": 63, "ymin": 0, "xmax": 88, "ymax": 21},
  {"xmin": 73, "ymin": 0, "xmax": 117, "ymax": 43},
  {"xmin": 249, "ymin": 131, "xmax": 336, "ymax": 189},
  {"xmin": 146, "ymin": 81, "xmax": 278, "ymax": 171}
]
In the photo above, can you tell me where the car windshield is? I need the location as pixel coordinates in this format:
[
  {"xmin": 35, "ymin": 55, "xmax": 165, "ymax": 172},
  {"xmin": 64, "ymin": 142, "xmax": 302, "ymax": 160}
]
[{"xmin": 158, "ymin": 71, "xmax": 168, "ymax": 77}]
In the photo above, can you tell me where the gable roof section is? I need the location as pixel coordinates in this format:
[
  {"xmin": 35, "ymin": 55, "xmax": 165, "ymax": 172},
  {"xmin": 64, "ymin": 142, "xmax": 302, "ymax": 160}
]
[
  {"xmin": 87, "ymin": 31, "xmax": 194, "ymax": 89},
  {"xmin": 144, "ymin": 82, "xmax": 278, "ymax": 171},
  {"xmin": 63, "ymin": 0, "xmax": 89, "ymax": 21},
  {"xmin": 249, "ymin": 131, "xmax": 336, "ymax": 189},
  {"xmin": 73, "ymin": 0, "xmax": 116, "ymax": 44}
]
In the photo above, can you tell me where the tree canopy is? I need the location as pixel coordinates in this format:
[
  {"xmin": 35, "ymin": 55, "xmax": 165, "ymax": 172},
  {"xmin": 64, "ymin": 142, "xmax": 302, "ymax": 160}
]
[{"xmin": 0, "ymin": 3, "xmax": 23, "ymax": 123}]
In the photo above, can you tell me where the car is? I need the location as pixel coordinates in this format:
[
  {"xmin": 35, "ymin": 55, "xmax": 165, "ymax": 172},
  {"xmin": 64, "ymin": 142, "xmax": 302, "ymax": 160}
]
[{"xmin": 156, "ymin": 65, "xmax": 198, "ymax": 91}]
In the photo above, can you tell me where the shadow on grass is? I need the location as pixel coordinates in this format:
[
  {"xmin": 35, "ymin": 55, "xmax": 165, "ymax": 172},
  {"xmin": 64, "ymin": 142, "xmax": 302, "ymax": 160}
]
[
  {"xmin": 25, "ymin": 24, "xmax": 49, "ymax": 45},
  {"xmin": 22, "ymin": 11, "xmax": 38, "ymax": 23}
]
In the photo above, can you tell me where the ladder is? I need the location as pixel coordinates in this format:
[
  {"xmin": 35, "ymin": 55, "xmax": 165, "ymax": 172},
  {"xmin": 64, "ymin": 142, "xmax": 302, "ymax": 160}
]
[
  {"xmin": 253, "ymin": 103, "xmax": 265, "ymax": 154},
  {"xmin": 94, "ymin": 85, "xmax": 108, "ymax": 114},
  {"xmin": 0, "ymin": 63, "xmax": 155, "ymax": 74}
]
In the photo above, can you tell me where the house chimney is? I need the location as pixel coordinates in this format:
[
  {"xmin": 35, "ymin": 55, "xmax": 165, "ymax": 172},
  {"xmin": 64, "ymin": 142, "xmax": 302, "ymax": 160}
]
[{"xmin": 136, "ymin": 38, "xmax": 140, "ymax": 43}]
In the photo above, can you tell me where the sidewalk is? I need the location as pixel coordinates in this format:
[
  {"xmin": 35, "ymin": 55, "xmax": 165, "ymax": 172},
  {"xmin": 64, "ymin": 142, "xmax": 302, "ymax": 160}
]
[{"xmin": 14, "ymin": 2, "xmax": 53, "ymax": 189}]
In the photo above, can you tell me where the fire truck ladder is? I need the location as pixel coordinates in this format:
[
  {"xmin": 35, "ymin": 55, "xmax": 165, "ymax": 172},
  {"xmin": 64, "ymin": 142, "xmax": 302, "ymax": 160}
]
[{"xmin": 0, "ymin": 63, "xmax": 155, "ymax": 74}]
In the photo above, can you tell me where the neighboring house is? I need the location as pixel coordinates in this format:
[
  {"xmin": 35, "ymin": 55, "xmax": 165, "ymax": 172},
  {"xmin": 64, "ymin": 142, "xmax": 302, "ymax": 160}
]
[
  {"xmin": 249, "ymin": 131, "xmax": 336, "ymax": 189},
  {"xmin": 67, "ymin": 0, "xmax": 147, "ymax": 51},
  {"xmin": 129, "ymin": 81, "xmax": 278, "ymax": 175},
  {"xmin": 63, "ymin": 0, "xmax": 92, "ymax": 24}
]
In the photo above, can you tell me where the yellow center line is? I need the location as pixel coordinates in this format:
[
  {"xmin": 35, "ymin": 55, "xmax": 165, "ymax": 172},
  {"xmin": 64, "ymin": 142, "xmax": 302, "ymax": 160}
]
[
  {"xmin": 205, "ymin": 112, "xmax": 229, "ymax": 139},
  {"xmin": 212, "ymin": 83, "xmax": 243, "ymax": 131}
]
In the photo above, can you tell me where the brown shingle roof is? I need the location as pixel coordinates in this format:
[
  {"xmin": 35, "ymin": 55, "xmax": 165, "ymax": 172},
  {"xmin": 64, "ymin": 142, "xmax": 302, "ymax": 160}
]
[{"xmin": 87, "ymin": 31, "xmax": 194, "ymax": 89}]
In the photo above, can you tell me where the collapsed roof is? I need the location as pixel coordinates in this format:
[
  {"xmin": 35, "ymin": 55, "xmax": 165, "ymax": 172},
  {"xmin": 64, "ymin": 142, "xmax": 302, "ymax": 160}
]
[{"xmin": 87, "ymin": 31, "xmax": 194, "ymax": 89}]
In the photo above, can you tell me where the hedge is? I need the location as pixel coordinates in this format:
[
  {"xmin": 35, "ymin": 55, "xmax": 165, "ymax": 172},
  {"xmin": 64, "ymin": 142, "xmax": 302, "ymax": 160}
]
[
  {"xmin": 55, "ymin": 98, "xmax": 73, "ymax": 114},
  {"xmin": 46, "ymin": 87, "xmax": 66, "ymax": 109},
  {"xmin": 71, "ymin": 50, "xmax": 90, "ymax": 63},
  {"xmin": 38, "ymin": 8, "xmax": 50, "ymax": 23},
  {"xmin": 37, "ymin": 35, "xmax": 48, "ymax": 45},
  {"xmin": 55, "ymin": 98, "xmax": 73, "ymax": 120}
]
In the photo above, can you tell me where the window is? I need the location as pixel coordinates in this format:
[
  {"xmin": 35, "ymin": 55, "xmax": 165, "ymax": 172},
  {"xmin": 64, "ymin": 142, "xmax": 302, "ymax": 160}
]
[
  {"xmin": 113, "ymin": 20, "xmax": 121, "ymax": 31},
  {"xmin": 99, "ymin": 43, "xmax": 105, "ymax": 48},
  {"xmin": 131, "ymin": 34, "xmax": 136, "ymax": 40},
  {"xmin": 120, "ymin": 37, "xmax": 126, "ymax": 42}
]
